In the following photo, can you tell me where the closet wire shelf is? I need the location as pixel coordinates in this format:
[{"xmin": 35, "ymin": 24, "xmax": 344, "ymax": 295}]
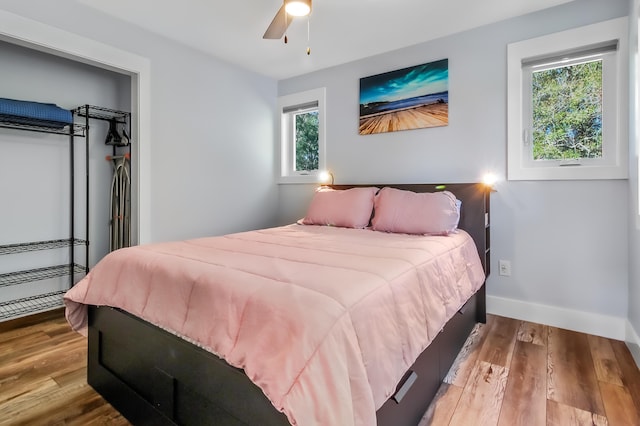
[
  {"xmin": 0, "ymin": 264, "xmax": 86, "ymax": 288},
  {"xmin": 0, "ymin": 104, "xmax": 91, "ymax": 322},
  {"xmin": 74, "ymin": 105, "xmax": 128, "ymax": 122},
  {"xmin": 0, "ymin": 291, "xmax": 67, "ymax": 321},
  {"xmin": 0, "ymin": 238, "xmax": 87, "ymax": 255},
  {"xmin": 0, "ymin": 117, "xmax": 86, "ymax": 137}
]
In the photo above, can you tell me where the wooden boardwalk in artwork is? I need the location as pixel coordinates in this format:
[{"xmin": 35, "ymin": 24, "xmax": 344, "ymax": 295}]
[{"xmin": 359, "ymin": 103, "xmax": 448, "ymax": 135}]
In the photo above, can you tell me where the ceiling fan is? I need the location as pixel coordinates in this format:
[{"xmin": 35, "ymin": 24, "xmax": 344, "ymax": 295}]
[{"xmin": 263, "ymin": 0, "xmax": 312, "ymax": 41}]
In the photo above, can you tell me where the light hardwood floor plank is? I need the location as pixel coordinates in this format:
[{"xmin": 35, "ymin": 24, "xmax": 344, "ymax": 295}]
[
  {"xmin": 2, "ymin": 373, "xmax": 127, "ymax": 426},
  {"xmin": 0, "ymin": 340, "xmax": 86, "ymax": 398},
  {"xmin": 444, "ymin": 322, "xmax": 488, "ymax": 387},
  {"xmin": 476, "ymin": 315, "xmax": 519, "ymax": 368},
  {"xmin": 0, "ymin": 331, "xmax": 51, "ymax": 357},
  {"xmin": 497, "ymin": 341, "xmax": 547, "ymax": 426},
  {"xmin": 65, "ymin": 401, "xmax": 131, "ymax": 426},
  {"xmin": 588, "ymin": 334, "xmax": 624, "ymax": 386},
  {"xmin": 0, "ymin": 377, "xmax": 62, "ymax": 423},
  {"xmin": 599, "ymin": 381, "xmax": 640, "ymax": 426},
  {"xmin": 0, "ymin": 314, "xmax": 129, "ymax": 426},
  {"xmin": 610, "ymin": 339, "xmax": 640, "ymax": 420},
  {"xmin": 419, "ymin": 383, "xmax": 463, "ymax": 426},
  {"xmin": 547, "ymin": 326, "xmax": 606, "ymax": 416},
  {"xmin": 51, "ymin": 365, "xmax": 88, "ymax": 388},
  {"xmin": 448, "ymin": 361, "xmax": 509, "ymax": 426},
  {"xmin": 546, "ymin": 399, "xmax": 608, "ymax": 426},
  {"xmin": 516, "ymin": 320, "xmax": 548, "ymax": 346}
]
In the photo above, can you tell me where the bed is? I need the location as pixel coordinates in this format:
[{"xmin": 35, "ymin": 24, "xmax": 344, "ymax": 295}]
[{"xmin": 64, "ymin": 183, "xmax": 490, "ymax": 426}]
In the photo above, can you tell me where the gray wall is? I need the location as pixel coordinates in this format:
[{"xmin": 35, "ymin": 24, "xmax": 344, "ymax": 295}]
[
  {"xmin": 0, "ymin": 0, "xmax": 279, "ymax": 243},
  {"xmin": 277, "ymin": 0, "xmax": 631, "ymax": 337}
]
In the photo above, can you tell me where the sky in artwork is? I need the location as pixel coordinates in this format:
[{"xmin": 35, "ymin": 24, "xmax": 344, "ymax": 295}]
[{"xmin": 360, "ymin": 59, "xmax": 448, "ymax": 105}]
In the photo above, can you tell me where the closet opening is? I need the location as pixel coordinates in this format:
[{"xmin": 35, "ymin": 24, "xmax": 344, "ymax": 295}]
[{"xmin": 0, "ymin": 10, "xmax": 150, "ymax": 321}]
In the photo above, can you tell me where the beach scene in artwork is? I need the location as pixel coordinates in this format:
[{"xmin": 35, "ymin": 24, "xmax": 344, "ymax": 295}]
[{"xmin": 359, "ymin": 59, "xmax": 449, "ymax": 135}]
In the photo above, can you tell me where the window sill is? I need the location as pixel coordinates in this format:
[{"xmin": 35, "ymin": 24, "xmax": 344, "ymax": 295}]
[
  {"xmin": 507, "ymin": 162, "xmax": 628, "ymax": 181},
  {"xmin": 277, "ymin": 174, "xmax": 322, "ymax": 185}
]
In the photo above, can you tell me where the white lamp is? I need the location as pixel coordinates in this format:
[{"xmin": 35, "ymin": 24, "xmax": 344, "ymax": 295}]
[
  {"xmin": 482, "ymin": 172, "xmax": 498, "ymax": 192},
  {"xmin": 318, "ymin": 170, "xmax": 334, "ymax": 185},
  {"xmin": 285, "ymin": 0, "xmax": 311, "ymax": 17}
]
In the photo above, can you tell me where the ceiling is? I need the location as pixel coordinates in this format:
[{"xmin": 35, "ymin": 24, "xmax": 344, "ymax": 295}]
[{"xmin": 77, "ymin": 0, "xmax": 575, "ymax": 80}]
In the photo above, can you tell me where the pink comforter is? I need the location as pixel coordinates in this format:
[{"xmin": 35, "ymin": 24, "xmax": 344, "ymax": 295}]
[{"xmin": 64, "ymin": 224, "xmax": 485, "ymax": 426}]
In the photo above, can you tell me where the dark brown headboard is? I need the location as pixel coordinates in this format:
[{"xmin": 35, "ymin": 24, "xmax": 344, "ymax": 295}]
[{"xmin": 330, "ymin": 183, "xmax": 491, "ymax": 277}]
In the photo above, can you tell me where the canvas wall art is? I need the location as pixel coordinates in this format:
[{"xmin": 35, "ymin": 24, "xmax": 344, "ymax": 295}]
[{"xmin": 359, "ymin": 58, "xmax": 449, "ymax": 135}]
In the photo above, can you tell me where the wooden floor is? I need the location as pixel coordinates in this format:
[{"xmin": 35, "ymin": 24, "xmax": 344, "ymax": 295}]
[
  {"xmin": 0, "ymin": 312, "xmax": 128, "ymax": 425},
  {"xmin": 1, "ymin": 313, "xmax": 639, "ymax": 425},
  {"xmin": 421, "ymin": 315, "xmax": 640, "ymax": 426}
]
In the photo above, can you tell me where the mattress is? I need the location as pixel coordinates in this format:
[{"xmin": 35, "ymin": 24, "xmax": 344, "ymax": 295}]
[{"xmin": 64, "ymin": 224, "xmax": 485, "ymax": 426}]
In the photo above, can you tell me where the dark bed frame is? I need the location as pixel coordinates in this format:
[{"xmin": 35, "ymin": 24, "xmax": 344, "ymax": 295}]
[{"xmin": 86, "ymin": 183, "xmax": 490, "ymax": 426}]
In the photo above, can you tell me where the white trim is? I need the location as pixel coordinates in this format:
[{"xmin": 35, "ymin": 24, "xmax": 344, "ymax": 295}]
[
  {"xmin": 487, "ymin": 295, "xmax": 625, "ymax": 340},
  {"xmin": 0, "ymin": 10, "xmax": 152, "ymax": 244},
  {"xmin": 276, "ymin": 174, "xmax": 324, "ymax": 185},
  {"xmin": 507, "ymin": 17, "xmax": 629, "ymax": 181},
  {"xmin": 626, "ymin": 320, "xmax": 640, "ymax": 368},
  {"xmin": 626, "ymin": 320, "xmax": 640, "ymax": 344}
]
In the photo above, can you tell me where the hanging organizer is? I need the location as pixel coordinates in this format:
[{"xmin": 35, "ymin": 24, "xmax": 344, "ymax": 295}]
[
  {"xmin": 0, "ymin": 99, "xmax": 88, "ymax": 321},
  {"xmin": 74, "ymin": 105, "xmax": 132, "ymax": 252}
]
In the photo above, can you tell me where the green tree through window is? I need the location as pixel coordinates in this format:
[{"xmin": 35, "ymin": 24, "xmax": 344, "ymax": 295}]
[
  {"xmin": 532, "ymin": 60, "xmax": 602, "ymax": 160},
  {"xmin": 295, "ymin": 111, "xmax": 319, "ymax": 171}
]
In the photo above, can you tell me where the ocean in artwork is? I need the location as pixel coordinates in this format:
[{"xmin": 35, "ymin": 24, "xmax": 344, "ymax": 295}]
[{"xmin": 359, "ymin": 59, "xmax": 449, "ymax": 135}]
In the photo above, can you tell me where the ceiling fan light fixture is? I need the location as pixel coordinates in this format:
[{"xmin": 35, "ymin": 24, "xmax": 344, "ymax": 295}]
[{"xmin": 284, "ymin": 0, "xmax": 311, "ymax": 17}]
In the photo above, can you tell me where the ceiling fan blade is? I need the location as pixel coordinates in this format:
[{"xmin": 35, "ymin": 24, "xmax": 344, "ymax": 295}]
[{"xmin": 263, "ymin": 5, "xmax": 291, "ymax": 39}]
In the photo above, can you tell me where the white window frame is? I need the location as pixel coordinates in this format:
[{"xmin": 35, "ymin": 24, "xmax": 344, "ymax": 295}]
[
  {"xmin": 278, "ymin": 88, "xmax": 326, "ymax": 184},
  {"xmin": 507, "ymin": 17, "xmax": 628, "ymax": 181}
]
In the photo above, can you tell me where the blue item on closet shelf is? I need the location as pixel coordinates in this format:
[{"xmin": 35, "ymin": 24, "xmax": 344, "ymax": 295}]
[{"xmin": 0, "ymin": 97, "xmax": 73, "ymax": 128}]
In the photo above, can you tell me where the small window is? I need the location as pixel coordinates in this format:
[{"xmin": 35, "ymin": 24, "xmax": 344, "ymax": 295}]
[
  {"xmin": 507, "ymin": 18, "xmax": 628, "ymax": 180},
  {"xmin": 278, "ymin": 88, "xmax": 326, "ymax": 183},
  {"xmin": 287, "ymin": 103, "xmax": 319, "ymax": 172},
  {"xmin": 524, "ymin": 47, "xmax": 612, "ymax": 166}
]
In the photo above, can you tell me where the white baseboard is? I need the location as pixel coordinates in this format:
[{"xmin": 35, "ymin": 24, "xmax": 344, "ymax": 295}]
[
  {"xmin": 487, "ymin": 295, "xmax": 626, "ymax": 340},
  {"xmin": 626, "ymin": 320, "xmax": 640, "ymax": 368}
]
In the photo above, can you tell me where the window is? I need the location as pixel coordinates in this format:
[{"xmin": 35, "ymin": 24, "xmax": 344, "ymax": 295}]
[
  {"xmin": 525, "ymin": 47, "xmax": 612, "ymax": 164},
  {"xmin": 289, "ymin": 104, "xmax": 319, "ymax": 172},
  {"xmin": 507, "ymin": 18, "xmax": 628, "ymax": 180},
  {"xmin": 278, "ymin": 88, "xmax": 326, "ymax": 183}
]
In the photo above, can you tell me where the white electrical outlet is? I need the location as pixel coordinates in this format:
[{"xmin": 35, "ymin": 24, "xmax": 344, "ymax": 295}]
[{"xmin": 499, "ymin": 260, "xmax": 511, "ymax": 276}]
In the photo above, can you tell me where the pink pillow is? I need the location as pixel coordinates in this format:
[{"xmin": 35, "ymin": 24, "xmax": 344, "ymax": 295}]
[
  {"xmin": 301, "ymin": 187, "xmax": 379, "ymax": 229},
  {"xmin": 371, "ymin": 187, "xmax": 460, "ymax": 235}
]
